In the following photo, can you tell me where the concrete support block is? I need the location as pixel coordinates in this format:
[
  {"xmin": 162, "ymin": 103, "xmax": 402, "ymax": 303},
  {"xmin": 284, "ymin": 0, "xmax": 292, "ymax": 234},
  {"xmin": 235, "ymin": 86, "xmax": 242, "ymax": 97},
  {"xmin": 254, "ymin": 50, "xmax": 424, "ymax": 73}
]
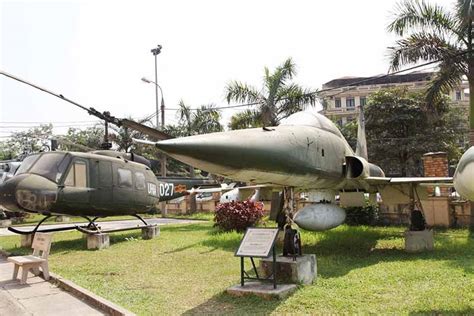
[
  {"xmin": 260, "ymin": 254, "xmax": 317, "ymax": 285},
  {"xmin": 55, "ymin": 216, "xmax": 70, "ymax": 222},
  {"xmin": 227, "ymin": 282, "xmax": 297, "ymax": 300},
  {"xmin": 141, "ymin": 226, "xmax": 160, "ymax": 240},
  {"xmin": 0, "ymin": 219, "xmax": 12, "ymax": 228},
  {"xmin": 405, "ymin": 229, "xmax": 434, "ymax": 252},
  {"xmin": 87, "ymin": 234, "xmax": 110, "ymax": 250},
  {"xmin": 21, "ymin": 234, "xmax": 34, "ymax": 248}
]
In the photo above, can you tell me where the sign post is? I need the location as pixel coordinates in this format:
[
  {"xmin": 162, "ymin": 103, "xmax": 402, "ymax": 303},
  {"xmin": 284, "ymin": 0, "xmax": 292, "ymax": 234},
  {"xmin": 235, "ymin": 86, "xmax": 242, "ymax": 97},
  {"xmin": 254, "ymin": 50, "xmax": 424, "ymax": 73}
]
[{"xmin": 235, "ymin": 228, "xmax": 279, "ymax": 289}]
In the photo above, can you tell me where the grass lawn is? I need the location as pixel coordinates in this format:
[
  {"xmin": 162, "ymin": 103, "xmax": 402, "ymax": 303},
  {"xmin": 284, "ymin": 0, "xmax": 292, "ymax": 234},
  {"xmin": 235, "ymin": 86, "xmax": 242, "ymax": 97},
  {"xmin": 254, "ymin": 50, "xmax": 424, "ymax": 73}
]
[{"xmin": 0, "ymin": 223, "xmax": 473, "ymax": 315}]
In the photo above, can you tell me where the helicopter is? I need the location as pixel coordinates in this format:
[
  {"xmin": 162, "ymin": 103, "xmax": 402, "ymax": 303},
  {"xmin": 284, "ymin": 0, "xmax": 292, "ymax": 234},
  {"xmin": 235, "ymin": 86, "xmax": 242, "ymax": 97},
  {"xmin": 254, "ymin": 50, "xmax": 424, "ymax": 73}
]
[{"xmin": 0, "ymin": 149, "xmax": 199, "ymax": 235}]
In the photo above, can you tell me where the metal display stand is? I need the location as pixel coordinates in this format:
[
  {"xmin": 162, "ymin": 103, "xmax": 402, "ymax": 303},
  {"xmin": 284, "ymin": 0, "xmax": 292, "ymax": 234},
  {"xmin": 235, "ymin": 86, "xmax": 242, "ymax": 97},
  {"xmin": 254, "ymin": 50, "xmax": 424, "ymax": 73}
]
[{"xmin": 235, "ymin": 228, "xmax": 279, "ymax": 289}]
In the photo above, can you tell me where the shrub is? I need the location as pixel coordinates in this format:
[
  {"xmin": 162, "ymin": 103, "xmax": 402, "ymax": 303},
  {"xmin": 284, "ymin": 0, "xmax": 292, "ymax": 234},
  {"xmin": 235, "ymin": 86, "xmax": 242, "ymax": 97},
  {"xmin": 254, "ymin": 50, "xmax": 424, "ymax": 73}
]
[
  {"xmin": 214, "ymin": 200, "xmax": 265, "ymax": 232},
  {"xmin": 344, "ymin": 203, "xmax": 379, "ymax": 226}
]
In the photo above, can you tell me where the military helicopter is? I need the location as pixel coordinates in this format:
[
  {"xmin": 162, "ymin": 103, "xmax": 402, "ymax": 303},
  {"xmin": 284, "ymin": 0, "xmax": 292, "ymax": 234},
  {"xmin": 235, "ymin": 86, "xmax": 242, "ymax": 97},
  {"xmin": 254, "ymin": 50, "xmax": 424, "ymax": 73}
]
[
  {"xmin": 0, "ymin": 70, "xmax": 218, "ymax": 235},
  {"xmin": 0, "ymin": 149, "xmax": 196, "ymax": 235}
]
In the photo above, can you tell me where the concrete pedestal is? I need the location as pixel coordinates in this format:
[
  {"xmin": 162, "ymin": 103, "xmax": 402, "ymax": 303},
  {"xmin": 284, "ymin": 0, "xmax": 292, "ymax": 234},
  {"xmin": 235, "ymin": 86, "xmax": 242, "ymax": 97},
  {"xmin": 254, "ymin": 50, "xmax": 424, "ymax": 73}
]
[
  {"xmin": 0, "ymin": 219, "xmax": 12, "ymax": 228},
  {"xmin": 55, "ymin": 216, "xmax": 70, "ymax": 222},
  {"xmin": 405, "ymin": 229, "xmax": 434, "ymax": 252},
  {"xmin": 260, "ymin": 254, "xmax": 317, "ymax": 285},
  {"xmin": 87, "ymin": 233, "xmax": 110, "ymax": 250},
  {"xmin": 142, "ymin": 226, "xmax": 160, "ymax": 240},
  {"xmin": 227, "ymin": 282, "xmax": 297, "ymax": 300},
  {"xmin": 21, "ymin": 234, "xmax": 34, "ymax": 247}
]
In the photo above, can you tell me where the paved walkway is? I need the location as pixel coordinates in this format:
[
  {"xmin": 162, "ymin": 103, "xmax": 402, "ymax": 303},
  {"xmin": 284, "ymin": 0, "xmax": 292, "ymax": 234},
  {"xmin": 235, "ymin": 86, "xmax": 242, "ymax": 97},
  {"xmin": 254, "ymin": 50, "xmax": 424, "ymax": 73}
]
[
  {"xmin": 0, "ymin": 257, "xmax": 104, "ymax": 315},
  {"xmin": 0, "ymin": 217, "xmax": 205, "ymax": 236}
]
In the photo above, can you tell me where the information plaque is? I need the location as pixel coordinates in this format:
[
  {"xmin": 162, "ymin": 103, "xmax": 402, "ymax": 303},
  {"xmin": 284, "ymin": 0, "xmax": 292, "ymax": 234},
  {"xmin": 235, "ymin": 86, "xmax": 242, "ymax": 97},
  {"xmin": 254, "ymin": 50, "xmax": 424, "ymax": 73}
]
[
  {"xmin": 235, "ymin": 228, "xmax": 279, "ymax": 288},
  {"xmin": 235, "ymin": 228, "xmax": 279, "ymax": 258}
]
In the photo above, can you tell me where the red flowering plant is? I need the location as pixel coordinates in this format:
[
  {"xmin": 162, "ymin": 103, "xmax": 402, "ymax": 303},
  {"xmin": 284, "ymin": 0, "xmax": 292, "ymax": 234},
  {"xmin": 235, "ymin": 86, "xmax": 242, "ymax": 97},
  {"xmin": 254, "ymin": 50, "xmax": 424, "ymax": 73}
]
[{"xmin": 214, "ymin": 200, "xmax": 265, "ymax": 232}]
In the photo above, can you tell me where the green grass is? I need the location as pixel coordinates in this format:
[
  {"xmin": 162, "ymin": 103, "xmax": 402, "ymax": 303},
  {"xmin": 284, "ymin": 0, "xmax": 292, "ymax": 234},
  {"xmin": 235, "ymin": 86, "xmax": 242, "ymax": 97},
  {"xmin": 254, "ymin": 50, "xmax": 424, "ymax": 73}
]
[{"xmin": 1, "ymin": 224, "xmax": 473, "ymax": 315}]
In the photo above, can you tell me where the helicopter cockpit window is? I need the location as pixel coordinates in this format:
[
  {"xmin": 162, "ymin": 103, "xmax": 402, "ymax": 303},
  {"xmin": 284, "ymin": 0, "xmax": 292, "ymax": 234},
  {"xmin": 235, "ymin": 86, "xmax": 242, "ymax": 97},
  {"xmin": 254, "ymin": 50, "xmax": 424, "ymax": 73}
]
[
  {"xmin": 15, "ymin": 154, "xmax": 40, "ymax": 175},
  {"xmin": 117, "ymin": 168, "xmax": 133, "ymax": 188},
  {"xmin": 64, "ymin": 160, "xmax": 88, "ymax": 187},
  {"xmin": 19, "ymin": 153, "xmax": 71, "ymax": 183},
  {"xmin": 135, "ymin": 172, "xmax": 146, "ymax": 190}
]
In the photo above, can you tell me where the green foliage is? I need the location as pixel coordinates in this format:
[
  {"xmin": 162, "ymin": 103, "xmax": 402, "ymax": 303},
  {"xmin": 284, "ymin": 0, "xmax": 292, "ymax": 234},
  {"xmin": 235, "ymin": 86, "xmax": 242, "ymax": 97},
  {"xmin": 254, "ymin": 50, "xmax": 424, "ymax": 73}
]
[
  {"xmin": 228, "ymin": 109, "xmax": 262, "ymax": 130},
  {"xmin": 338, "ymin": 119, "xmax": 358, "ymax": 150},
  {"xmin": 364, "ymin": 88, "xmax": 466, "ymax": 176},
  {"xmin": 2, "ymin": 124, "xmax": 53, "ymax": 159},
  {"xmin": 214, "ymin": 200, "xmax": 265, "ymax": 232},
  {"xmin": 387, "ymin": 0, "xmax": 474, "ymax": 129},
  {"xmin": 225, "ymin": 58, "xmax": 318, "ymax": 128},
  {"xmin": 58, "ymin": 126, "xmax": 104, "ymax": 151},
  {"xmin": 344, "ymin": 203, "xmax": 379, "ymax": 226}
]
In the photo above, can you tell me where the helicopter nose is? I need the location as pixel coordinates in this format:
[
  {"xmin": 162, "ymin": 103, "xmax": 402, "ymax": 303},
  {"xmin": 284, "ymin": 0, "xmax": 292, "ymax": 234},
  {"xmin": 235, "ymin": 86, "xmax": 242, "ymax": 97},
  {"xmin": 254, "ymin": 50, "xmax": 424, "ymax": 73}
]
[
  {"xmin": 0, "ymin": 174, "xmax": 57, "ymax": 212},
  {"xmin": 0, "ymin": 175, "xmax": 25, "ymax": 212},
  {"xmin": 454, "ymin": 146, "xmax": 474, "ymax": 200}
]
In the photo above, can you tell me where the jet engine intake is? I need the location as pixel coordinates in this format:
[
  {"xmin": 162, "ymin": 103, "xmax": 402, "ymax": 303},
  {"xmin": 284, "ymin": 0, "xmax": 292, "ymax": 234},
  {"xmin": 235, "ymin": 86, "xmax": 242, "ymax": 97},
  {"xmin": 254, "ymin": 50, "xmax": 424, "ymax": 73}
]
[{"xmin": 345, "ymin": 156, "xmax": 385, "ymax": 179}]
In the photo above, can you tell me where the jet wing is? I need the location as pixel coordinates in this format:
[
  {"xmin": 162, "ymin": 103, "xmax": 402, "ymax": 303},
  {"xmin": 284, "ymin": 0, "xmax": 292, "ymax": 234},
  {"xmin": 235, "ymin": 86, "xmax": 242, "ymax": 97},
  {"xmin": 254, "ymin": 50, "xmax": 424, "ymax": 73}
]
[
  {"xmin": 366, "ymin": 176, "xmax": 453, "ymax": 185},
  {"xmin": 365, "ymin": 176, "xmax": 453, "ymax": 205}
]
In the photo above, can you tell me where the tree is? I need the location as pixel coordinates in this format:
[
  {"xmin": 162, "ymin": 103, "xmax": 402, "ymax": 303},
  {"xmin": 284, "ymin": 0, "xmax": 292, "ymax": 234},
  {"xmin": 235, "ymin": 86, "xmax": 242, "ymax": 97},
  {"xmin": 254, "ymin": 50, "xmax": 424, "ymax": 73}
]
[
  {"xmin": 175, "ymin": 100, "xmax": 223, "ymax": 136},
  {"xmin": 365, "ymin": 88, "xmax": 466, "ymax": 176},
  {"xmin": 3, "ymin": 125, "xmax": 53, "ymax": 159},
  {"xmin": 59, "ymin": 126, "xmax": 104, "ymax": 151},
  {"xmin": 225, "ymin": 58, "xmax": 318, "ymax": 128},
  {"xmin": 387, "ymin": 0, "xmax": 474, "ymax": 145}
]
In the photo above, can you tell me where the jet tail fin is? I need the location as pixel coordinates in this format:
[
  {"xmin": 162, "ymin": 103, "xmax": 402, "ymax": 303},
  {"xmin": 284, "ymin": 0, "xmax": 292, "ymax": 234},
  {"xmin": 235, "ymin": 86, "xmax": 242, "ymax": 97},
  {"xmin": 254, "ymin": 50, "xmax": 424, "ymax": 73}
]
[{"xmin": 355, "ymin": 104, "xmax": 368, "ymax": 160}]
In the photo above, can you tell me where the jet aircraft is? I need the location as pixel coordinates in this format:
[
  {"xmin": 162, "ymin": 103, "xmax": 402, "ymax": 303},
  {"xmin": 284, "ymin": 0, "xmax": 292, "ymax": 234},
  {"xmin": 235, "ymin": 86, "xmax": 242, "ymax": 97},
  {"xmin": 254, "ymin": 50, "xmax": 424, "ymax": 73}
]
[{"xmin": 138, "ymin": 110, "xmax": 454, "ymax": 231}]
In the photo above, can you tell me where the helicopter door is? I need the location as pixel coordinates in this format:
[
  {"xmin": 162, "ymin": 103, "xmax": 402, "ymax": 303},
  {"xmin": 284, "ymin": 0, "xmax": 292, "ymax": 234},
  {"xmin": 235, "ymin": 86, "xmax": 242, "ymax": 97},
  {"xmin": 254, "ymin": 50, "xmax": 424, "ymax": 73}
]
[
  {"xmin": 59, "ymin": 159, "xmax": 90, "ymax": 208},
  {"xmin": 112, "ymin": 165, "xmax": 135, "ymax": 212},
  {"xmin": 90, "ymin": 160, "xmax": 113, "ymax": 211}
]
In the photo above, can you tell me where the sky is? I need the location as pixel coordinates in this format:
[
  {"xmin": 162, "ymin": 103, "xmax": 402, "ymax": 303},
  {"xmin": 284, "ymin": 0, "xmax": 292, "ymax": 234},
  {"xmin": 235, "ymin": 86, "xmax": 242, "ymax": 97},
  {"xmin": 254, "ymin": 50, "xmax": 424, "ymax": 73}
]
[{"xmin": 0, "ymin": 0, "xmax": 456, "ymax": 137}]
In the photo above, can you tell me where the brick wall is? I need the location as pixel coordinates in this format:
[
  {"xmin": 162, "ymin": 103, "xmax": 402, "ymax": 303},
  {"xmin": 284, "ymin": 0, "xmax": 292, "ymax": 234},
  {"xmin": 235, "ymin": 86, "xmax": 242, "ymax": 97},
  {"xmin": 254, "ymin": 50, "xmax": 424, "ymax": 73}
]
[{"xmin": 422, "ymin": 152, "xmax": 449, "ymax": 195}]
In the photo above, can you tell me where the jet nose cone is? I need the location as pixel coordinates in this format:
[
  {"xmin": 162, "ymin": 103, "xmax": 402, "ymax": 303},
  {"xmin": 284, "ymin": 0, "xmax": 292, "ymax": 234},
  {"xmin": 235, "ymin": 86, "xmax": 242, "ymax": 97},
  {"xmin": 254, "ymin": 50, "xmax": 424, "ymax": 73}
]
[{"xmin": 454, "ymin": 146, "xmax": 474, "ymax": 200}]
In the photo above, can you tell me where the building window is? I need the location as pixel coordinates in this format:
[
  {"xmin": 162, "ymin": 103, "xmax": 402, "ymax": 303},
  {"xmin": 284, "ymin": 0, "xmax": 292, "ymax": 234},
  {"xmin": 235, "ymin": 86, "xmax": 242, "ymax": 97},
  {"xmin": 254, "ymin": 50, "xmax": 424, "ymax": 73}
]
[
  {"xmin": 117, "ymin": 168, "xmax": 133, "ymax": 188},
  {"xmin": 360, "ymin": 96, "xmax": 367, "ymax": 106},
  {"xmin": 456, "ymin": 91, "xmax": 462, "ymax": 101},
  {"xmin": 335, "ymin": 98, "xmax": 341, "ymax": 108},
  {"xmin": 346, "ymin": 97, "xmax": 355, "ymax": 110}
]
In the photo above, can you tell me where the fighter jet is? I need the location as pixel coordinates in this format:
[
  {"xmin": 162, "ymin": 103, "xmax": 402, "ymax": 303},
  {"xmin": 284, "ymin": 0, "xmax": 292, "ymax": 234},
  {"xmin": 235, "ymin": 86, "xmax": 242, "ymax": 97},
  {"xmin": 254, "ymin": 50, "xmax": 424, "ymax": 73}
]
[{"xmin": 138, "ymin": 110, "xmax": 453, "ymax": 231}]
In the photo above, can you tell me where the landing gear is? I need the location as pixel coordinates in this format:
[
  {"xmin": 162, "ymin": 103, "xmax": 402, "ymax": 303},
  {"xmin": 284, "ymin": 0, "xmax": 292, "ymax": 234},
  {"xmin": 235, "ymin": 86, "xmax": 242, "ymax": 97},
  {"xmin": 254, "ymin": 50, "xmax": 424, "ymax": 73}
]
[
  {"xmin": 7, "ymin": 214, "xmax": 155, "ymax": 236},
  {"xmin": 278, "ymin": 187, "xmax": 303, "ymax": 258}
]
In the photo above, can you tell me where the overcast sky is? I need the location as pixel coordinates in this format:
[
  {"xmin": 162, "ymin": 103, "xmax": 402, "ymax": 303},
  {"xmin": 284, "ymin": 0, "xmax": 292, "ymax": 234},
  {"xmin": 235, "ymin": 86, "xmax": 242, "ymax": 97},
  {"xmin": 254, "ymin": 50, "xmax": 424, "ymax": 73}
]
[{"xmin": 0, "ymin": 0, "xmax": 455, "ymax": 137}]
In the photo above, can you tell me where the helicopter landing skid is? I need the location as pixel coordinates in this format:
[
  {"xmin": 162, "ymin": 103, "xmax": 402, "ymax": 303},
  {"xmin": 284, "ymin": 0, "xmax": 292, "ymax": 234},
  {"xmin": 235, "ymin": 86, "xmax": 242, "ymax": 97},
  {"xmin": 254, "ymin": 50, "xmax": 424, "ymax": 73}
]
[
  {"xmin": 7, "ymin": 215, "xmax": 101, "ymax": 235},
  {"xmin": 75, "ymin": 213, "xmax": 155, "ymax": 235},
  {"xmin": 75, "ymin": 224, "xmax": 157, "ymax": 235}
]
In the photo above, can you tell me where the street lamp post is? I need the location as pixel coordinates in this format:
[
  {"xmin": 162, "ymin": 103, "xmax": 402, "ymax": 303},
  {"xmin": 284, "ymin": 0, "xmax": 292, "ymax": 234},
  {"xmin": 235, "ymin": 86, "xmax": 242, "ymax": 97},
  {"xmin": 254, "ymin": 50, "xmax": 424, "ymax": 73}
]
[
  {"xmin": 150, "ymin": 45, "xmax": 162, "ymax": 129},
  {"xmin": 147, "ymin": 45, "xmax": 168, "ymax": 217}
]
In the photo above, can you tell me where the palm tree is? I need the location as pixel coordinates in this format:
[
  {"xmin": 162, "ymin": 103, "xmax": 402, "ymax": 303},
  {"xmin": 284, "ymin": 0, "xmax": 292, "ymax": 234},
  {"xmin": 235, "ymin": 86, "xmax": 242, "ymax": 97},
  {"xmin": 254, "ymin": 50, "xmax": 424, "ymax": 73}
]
[
  {"xmin": 175, "ymin": 100, "xmax": 223, "ymax": 136},
  {"xmin": 225, "ymin": 58, "xmax": 318, "ymax": 128},
  {"xmin": 387, "ymin": 0, "xmax": 474, "ymax": 145}
]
